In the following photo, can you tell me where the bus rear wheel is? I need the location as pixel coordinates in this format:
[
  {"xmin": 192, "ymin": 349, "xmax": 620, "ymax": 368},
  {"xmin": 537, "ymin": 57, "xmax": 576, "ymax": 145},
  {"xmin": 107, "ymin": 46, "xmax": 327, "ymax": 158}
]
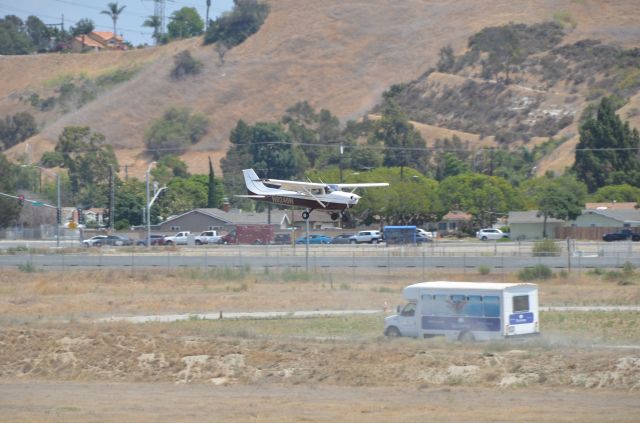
[{"xmin": 458, "ymin": 331, "xmax": 475, "ymax": 342}]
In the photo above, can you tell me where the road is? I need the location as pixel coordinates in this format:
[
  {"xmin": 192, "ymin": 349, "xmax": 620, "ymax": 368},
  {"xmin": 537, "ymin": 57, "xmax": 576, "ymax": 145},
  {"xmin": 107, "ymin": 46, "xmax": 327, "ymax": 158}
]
[
  {"xmin": 1, "ymin": 239, "xmax": 639, "ymax": 270},
  {"xmin": 0, "ymin": 249, "xmax": 637, "ymax": 270}
]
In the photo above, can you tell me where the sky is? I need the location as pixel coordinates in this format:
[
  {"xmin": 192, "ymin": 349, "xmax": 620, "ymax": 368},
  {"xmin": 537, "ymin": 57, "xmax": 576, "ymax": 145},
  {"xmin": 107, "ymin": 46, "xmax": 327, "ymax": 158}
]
[{"xmin": 0, "ymin": 0, "xmax": 235, "ymax": 46}]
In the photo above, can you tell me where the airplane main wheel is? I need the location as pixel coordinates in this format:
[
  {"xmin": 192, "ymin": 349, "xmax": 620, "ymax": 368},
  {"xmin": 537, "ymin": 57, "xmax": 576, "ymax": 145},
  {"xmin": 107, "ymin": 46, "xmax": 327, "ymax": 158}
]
[
  {"xmin": 341, "ymin": 211, "xmax": 350, "ymax": 222},
  {"xmin": 330, "ymin": 212, "xmax": 339, "ymax": 221},
  {"xmin": 302, "ymin": 211, "xmax": 310, "ymax": 220}
]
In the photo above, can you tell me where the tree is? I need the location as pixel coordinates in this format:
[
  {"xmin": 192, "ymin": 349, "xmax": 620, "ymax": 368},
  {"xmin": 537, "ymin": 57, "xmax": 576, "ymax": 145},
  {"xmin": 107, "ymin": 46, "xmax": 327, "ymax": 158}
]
[
  {"xmin": 101, "ymin": 2, "xmax": 126, "ymax": 36},
  {"xmin": 143, "ymin": 15, "xmax": 162, "ymax": 45},
  {"xmin": 203, "ymin": 0, "xmax": 269, "ymax": 47},
  {"xmin": 0, "ymin": 153, "xmax": 21, "ymax": 228},
  {"xmin": 373, "ymin": 99, "xmax": 428, "ymax": 179},
  {"xmin": 521, "ymin": 175, "xmax": 586, "ymax": 238},
  {"xmin": 150, "ymin": 155, "xmax": 189, "ymax": 186},
  {"xmin": 573, "ymin": 97, "xmax": 640, "ymax": 192},
  {"xmin": 0, "ymin": 15, "xmax": 34, "ymax": 54},
  {"xmin": 25, "ymin": 16, "xmax": 50, "ymax": 52},
  {"xmin": 171, "ymin": 50, "xmax": 203, "ymax": 79},
  {"xmin": 437, "ymin": 45, "xmax": 455, "ymax": 72},
  {"xmin": 145, "ymin": 107, "xmax": 209, "ymax": 159},
  {"xmin": 207, "ymin": 156, "xmax": 216, "ymax": 208},
  {"xmin": 54, "ymin": 126, "xmax": 119, "ymax": 206},
  {"xmin": 221, "ymin": 120, "xmax": 254, "ymax": 208},
  {"xmin": 590, "ymin": 184, "xmax": 640, "ymax": 204},
  {"xmin": 0, "ymin": 112, "xmax": 37, "ymax": 150},
  {"xmin": 156, "ymin": 174, "xmax": 208, "ymax": 218},
  {"xmin": 167, "ymin": 7, "xmax": 204, "ymax": 39},
  {"xmin": 71, "ymin": 18, "xmax": 95, "ymax": 36},
  {"xmin": 439, "ymin": 173, "xmax": 523, "ymax": 228},
  {"xmin": 114, "ymin": 178, "xmax": 145, "ymax": 227}
]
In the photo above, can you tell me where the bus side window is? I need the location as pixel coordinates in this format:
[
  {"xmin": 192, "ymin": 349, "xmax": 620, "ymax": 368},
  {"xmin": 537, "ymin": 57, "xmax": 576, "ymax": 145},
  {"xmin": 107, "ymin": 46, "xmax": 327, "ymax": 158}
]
[
  {"xmin": 483, "ymin": 295, "xmax": 500, "ymax": 317},
  {"xmin": 465, "ymin": 295, "xmax": 483, "ymax": 316}
]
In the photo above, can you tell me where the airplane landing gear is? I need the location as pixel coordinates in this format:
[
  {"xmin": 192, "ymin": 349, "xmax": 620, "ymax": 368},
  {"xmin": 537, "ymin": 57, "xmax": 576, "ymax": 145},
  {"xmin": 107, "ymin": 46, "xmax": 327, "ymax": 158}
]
[
  {"xmin": 302, "ymin": 210, "xmax": 310, "ymax": 220},
  {"xmin": 330, "ymin": 212, "xmax": 340, "ymax": 221},
  {"xmin": 340, "ymin": 211, "xmax": 350, "ymax": 222}
]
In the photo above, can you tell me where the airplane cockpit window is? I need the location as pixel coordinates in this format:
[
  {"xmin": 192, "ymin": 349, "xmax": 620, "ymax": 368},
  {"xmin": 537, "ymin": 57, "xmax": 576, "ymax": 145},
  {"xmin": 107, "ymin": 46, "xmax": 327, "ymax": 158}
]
[{"xmin": 327, "ymin": 184, "xmax": 339, "ymax": 193}]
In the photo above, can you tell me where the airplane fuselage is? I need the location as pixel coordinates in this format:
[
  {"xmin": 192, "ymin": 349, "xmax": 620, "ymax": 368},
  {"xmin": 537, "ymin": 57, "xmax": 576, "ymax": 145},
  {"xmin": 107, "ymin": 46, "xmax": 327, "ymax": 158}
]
[{"xmin": 247, "ymin": 188, "xmax": 359, "ymax": 211}]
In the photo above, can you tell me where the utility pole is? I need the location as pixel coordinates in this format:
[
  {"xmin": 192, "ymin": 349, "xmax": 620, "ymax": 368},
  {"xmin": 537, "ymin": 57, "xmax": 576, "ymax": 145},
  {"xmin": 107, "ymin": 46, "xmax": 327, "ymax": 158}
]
[
  {"xmin": 109, "ymin": 165, "xmax": 115, "ymax": 231},
  {"xmin": 206, "ymin": 0, "xmax": 212, "ymax": 30}
]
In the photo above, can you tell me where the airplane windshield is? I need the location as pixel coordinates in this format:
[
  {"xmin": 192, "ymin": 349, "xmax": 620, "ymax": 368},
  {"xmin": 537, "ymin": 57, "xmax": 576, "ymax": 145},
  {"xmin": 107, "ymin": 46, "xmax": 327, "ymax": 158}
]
[{"xmin": 327, "ymin": 184, "xmax": 339, "ymax": 193}]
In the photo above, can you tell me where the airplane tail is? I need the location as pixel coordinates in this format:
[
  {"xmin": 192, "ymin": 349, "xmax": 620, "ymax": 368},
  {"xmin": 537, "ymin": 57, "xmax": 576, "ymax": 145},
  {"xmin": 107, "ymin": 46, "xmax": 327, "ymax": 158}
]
[{"xmin": 242, "ymin": 169, "xmax": 269, "ymax": 195}]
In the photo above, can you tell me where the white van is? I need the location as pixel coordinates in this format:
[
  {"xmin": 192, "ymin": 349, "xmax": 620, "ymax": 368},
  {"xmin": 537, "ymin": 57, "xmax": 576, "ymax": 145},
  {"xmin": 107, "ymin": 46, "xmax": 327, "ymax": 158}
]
[{"xmin": 384, "ymin": 281, "xmax": 539, "ymax": 341}]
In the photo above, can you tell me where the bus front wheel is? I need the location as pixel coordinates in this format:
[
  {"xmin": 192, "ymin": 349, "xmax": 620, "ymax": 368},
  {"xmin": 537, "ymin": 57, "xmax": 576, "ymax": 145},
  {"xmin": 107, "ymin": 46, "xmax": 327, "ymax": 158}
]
[{"xmin": 385, "ymin": 326, "xmax": 401, "ymax": 337}]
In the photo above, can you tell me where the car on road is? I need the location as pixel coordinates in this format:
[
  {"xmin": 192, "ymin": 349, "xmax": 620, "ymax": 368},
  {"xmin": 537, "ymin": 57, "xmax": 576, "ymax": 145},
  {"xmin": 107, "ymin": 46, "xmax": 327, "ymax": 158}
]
[
  {"xmin": 416, "ymin": 232, "xmax": 433, "ymax": 244},
  {"xmin": 476, "ymin": 228, "xmax": 508, "ymax": 241},
  {"xmin": 272, "ymin": 233, "xmax": 292, "ymax": 245},
  {"xmin": 295, "ymin": 234, "xmax": 332, "ymax": 244},
  {"xmin": 195, "ymin": 231, "xmax": 222, "ymax": 245},
  {"xmin": 82, "ymin": 235, "xmax": 108, "ymax": 247},
  {"xmin": 136, "ymin": 234, "xmax": 165, "ymax": 246},
  {"xmin": 349, "ymin": 230, "xmax": 383, "ymax": 244},
  {"xmin": 84, "ymin": 235, "xmax": 133, "ymax": 247},
  {"xmin": 602, "ymin": 229, "xmax": 640, "ymax": 242},
  {"xmin": 330, "ymin": 233, "xmax": 355, "ymax": 244}
]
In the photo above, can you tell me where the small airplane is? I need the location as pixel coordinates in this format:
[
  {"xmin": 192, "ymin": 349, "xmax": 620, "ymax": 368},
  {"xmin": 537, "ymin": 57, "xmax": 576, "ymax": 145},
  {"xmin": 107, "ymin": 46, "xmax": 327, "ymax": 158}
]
[{"xmin": 238, "ymin": 168, "xmax": 389, "ymax": 221}]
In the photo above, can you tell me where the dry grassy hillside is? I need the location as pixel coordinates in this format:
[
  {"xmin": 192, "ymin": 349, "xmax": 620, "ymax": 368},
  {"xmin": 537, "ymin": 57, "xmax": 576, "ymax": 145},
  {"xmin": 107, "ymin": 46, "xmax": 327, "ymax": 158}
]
[{"xmin": 2, "ymin": 0, "xmax": 639, "ymax": 178}]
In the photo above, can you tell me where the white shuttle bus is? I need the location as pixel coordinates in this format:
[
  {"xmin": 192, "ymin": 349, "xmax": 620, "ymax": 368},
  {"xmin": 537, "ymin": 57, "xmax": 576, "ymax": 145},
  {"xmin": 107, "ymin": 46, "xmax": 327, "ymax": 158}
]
[{"xmin": 384, "ymin": 281, "xmax": 539, "ymax": 341}]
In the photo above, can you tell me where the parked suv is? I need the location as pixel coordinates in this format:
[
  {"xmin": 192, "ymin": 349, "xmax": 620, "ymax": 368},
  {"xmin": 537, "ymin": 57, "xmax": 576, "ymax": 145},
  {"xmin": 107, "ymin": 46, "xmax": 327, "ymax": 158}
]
[
  {"xmin": 476, "ymin": 228, "xmax": 508, "ymax": 241},
  {"xmin": 350, "ymin": 230, "xmax": 383, "ymax": 244},
  {"xmin": 602, "ymin": 229, "xmax": 640, "ymax": 242}
]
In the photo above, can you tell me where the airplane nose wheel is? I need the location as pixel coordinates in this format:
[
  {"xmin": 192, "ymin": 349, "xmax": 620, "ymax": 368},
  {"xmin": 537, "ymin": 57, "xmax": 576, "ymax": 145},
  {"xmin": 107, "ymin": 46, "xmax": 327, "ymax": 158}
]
[
  {"xmin": 302, "ymin": 210, "xmax": 310, "ymax": 220},
  {"xmin": 340, "ymin": 211, "xmax": 350, "ymax": 222}
]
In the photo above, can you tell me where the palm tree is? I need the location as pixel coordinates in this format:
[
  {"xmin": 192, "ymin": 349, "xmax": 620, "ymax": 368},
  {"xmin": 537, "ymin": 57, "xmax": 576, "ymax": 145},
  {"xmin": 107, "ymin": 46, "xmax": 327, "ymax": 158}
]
[
  {"xmin": 143, "ymin": 15, "xmax": 162, "ymax": 45},
  {"xmin": 101, "ymin": 2, "xmax": 126, "ymax": 37}
]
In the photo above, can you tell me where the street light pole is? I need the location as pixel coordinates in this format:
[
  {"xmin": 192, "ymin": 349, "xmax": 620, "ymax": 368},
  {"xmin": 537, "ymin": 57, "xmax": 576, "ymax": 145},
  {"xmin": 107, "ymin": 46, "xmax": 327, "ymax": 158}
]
[
  {"xmin": 146, "ymin": 162, "xmax": 156, "ymax": 248},
  {"xmin": 56, "ymin": 172, "xmax": 60, "ymax": 248}
]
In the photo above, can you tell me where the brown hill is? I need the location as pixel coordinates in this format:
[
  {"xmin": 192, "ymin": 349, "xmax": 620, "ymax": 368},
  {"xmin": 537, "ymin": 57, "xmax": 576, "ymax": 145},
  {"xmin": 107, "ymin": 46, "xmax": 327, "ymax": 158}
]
[{"xmin": 2, "ymin": 0, "xmax": 639, "ymax": 178}]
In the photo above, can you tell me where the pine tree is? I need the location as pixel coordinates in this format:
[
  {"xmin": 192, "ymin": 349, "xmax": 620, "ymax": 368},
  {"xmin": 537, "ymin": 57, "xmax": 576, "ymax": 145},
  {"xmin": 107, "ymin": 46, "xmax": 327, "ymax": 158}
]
[
  {"xmin": 207, "ymin": 156, "xmax": 216, "ymax": 208},
  {"xmin": 573, "ymin": 97, "xmax": 640, "ymax": 192}
]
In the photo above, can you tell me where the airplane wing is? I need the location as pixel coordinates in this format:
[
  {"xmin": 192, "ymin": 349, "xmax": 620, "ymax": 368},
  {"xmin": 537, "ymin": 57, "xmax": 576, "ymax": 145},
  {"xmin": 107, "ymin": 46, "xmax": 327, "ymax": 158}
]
[
  {"xmin": 235, "ymin": 194, "xmax": 266, "ymax": 198},
  {"xmin": 334, "ymin": 182, "xmax": 389, "ymax": 189},
  {"xmin": 261, "ymin": 179, "xmax": 327, "ymax": 191}
]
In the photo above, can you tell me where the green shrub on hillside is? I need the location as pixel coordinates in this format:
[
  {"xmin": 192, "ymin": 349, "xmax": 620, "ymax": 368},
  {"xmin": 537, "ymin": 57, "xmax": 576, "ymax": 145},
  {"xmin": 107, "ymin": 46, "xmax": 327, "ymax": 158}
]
[
  {"xmin": 145, "ymin": 107, "xmax": 209, "ymax": 159},
  {"xmin": 171, "ymin": 50, "xmax": 203, "ymax": 79}
]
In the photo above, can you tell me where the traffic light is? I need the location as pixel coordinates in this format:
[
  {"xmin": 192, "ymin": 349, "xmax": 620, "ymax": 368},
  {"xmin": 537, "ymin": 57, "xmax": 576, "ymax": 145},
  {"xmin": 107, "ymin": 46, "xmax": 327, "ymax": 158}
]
[
  {"xmin": 56, "ymin": 207, "xmax": 61, "ymax": 225},
  {"xmin": 18, "ymin": 194, "xmax": 24, "ymax": 206}
]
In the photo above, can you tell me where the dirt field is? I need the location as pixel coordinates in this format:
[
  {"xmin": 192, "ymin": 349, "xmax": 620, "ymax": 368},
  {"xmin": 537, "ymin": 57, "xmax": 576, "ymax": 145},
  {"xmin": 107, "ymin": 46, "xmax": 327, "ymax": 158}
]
[{"xmin": 1, "ymin": 268, "xmax": 639, "ymax": 422}]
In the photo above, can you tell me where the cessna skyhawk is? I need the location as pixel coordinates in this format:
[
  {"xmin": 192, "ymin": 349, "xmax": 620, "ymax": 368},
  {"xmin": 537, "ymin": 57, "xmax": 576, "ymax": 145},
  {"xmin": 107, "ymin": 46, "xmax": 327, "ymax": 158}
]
[{"xmin": 239, "ymin": 168, "xmax": 389, "ymax": 221}]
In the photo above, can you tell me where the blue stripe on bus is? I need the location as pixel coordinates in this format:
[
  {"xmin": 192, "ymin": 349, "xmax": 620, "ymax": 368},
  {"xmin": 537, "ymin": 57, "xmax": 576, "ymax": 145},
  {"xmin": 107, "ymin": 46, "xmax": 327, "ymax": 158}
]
[
  {"xmin": 509, "ymin": 312, "xmax": 534, "ymax": 325},
  {"xmin": 422, "ymin": 316, "xmax": 501, "ymax": 332}
]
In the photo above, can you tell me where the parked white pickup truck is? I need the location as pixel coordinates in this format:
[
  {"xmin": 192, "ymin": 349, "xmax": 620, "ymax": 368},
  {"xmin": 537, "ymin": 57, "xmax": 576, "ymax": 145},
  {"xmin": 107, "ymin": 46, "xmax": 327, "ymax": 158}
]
[
  {"xmin": 195, "ymin": 230, "xmax": 222, "ymax": 245},
  {"xmin": 163, "ymin": 231, "xmax": 190, "ymax": 246}
]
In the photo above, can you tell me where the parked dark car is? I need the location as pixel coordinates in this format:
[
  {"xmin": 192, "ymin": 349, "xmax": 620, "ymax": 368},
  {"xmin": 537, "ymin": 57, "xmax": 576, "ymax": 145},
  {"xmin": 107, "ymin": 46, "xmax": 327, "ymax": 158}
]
[
  {"xmin": 136, "ymin": 234, "xmax": 165, "ymax": 246},
  {"xmin": 330, "ymin": 233, "xmax": 355, "ymax": 244},
  {"xmin": 272, "ymin": 233, "xmax": 291, "ymax": 245},
  {"xmin": 602, "ymin": 229, "xmax": 640, "ymax": 242}
]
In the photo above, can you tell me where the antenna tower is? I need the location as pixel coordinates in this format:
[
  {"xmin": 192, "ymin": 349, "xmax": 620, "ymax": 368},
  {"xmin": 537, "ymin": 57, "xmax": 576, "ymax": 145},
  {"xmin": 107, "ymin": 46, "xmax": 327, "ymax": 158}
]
[{"xmin": 154, "ymin": 0, "xmax": 166, "ymax": 35}]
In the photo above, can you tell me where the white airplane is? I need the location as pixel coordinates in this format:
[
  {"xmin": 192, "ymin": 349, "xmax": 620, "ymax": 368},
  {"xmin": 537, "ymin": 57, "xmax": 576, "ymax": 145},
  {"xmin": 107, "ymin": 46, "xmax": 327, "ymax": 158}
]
[{"xmin": 239, "ymin": 168, "xmax": 389, "ymax": 221}]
